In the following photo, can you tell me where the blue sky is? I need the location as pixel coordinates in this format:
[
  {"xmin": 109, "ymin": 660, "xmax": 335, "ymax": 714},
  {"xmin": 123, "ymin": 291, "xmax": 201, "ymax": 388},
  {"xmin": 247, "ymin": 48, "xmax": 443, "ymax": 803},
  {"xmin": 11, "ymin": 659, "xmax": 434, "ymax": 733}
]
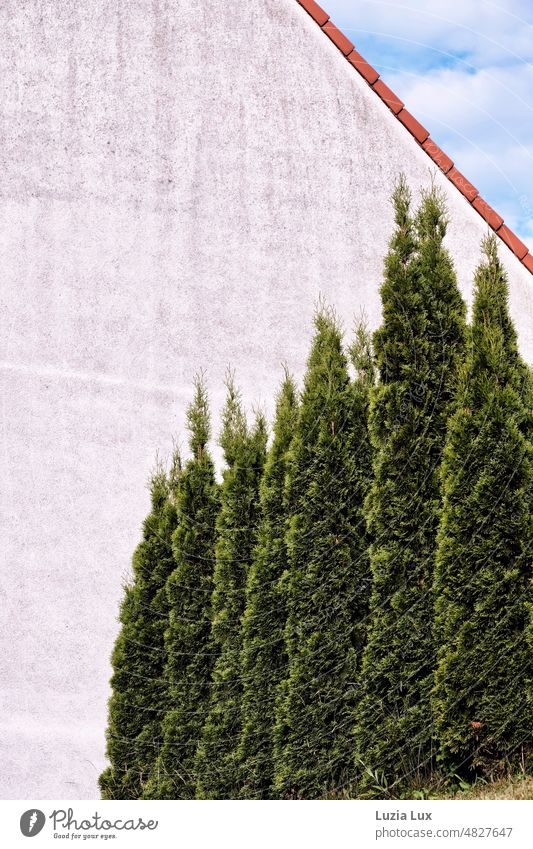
[{"xmin": 325, "ymin": 0, "xmax": 533, "ymax": 250}]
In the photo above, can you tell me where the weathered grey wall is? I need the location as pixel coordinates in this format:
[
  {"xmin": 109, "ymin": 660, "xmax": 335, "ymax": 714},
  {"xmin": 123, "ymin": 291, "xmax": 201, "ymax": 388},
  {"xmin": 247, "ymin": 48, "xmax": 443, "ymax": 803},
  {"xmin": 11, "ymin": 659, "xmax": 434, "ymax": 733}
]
[{"xmin": 1, "ymin": 0, "xmax": 531, "ymax": 799}]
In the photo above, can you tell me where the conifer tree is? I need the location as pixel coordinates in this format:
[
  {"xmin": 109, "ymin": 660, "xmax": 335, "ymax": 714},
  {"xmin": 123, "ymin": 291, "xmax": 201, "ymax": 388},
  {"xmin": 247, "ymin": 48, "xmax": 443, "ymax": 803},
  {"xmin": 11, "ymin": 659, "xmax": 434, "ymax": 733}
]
[
  {"xmin": 195, "ymin": 377, "xmax": 268, "ymax": 798},
  {"xmin": 238, "ymin": 370, "xmax": 298, "ymax": 799},
  {"xmin": 99, "ymin": 455, "xmax": 181, "ymax": 799},
  {"xmin": 355, "ymin": 178, "xmax": 466, "ymax": 796},
  {"xmin": 432, "ymin": 237, "xmax": 533, "ymax": 777},
  {"xmin": 273, "ymin": 307, "xmax": 374, "ymax": 799},
  {"xmin": 143, "ymin": 376, "xmax": 220, "ymax": 799}
]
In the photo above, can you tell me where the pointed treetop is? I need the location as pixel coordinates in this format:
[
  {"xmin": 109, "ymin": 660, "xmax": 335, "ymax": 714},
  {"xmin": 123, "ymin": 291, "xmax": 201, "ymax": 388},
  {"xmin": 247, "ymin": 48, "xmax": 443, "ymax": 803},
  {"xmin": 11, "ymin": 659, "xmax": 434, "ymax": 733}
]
[
  {"xmin": 416, "ymin": 183, "xmax": 448, "ymax": 243},
  {"xmin": 275, "ymin": 366, "xmax": 298, "ymax": 428},
  {"xmin": 482, "ymin": 231, "xmax": 499, "ymax": 264},
  {"xmin": 149, "ymin": 457, "xmax": 170, "ymax": 511},
  {"xmin": 314, "ymin": 297, "xmax": 341, "ymax": 336},
  {"xmin": 307, "ymin": 301, "xmax": 345, "ymax": 372},
  {"xmin": 250, "ymin": 407, "xmax": 269, "ymax": 454},
  {"xmin": 219, "ymin": 369, "xmax": 248, "ymax": 467},
  {"xmin": 187, "ymin": 371, "xmax": 211, "ymax": 460},
  {"xmin": 292, "ymin": 301, "xmax": 352, "ymax": 447},
  {"xmin": 299, "ymin": 303, "xmax": 349, "ymax": 408},
  {"xmin": 167, "ymin": 444, "xmax": 182, "ymax": 498},
  {"xmin": 475, "ymin": 233, "xmax": 511, "ymax": 310},
  {"xmin": 471, "ymin": 235, "xmax": 519, "ymax": 384},
  {"xmin": 391, "ymin": 173, "xmax": 411, "ymax": 227},
  {"xmin": 349, "ymin": 315, "xmax": 375, "ymax": 389},
  {"xmin": 389, "ymin": 173, "xmax": 416, "ymax": 262}
]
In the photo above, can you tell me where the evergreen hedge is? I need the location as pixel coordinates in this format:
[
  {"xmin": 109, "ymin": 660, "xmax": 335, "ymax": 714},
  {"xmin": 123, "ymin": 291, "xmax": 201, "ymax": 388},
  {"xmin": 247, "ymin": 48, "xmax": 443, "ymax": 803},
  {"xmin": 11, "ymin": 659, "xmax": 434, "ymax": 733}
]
[
  {"xmin": 273, "ymin": 308, "xmax": 374, "ymax": 799},
  {"xmin": 355, "ymin": 179, "xmax": 466, "ymax": 796},
  {"xmin": 432, "ymin": 237, "xmax": 533, "ymax": 777},
  {"xmin": 100, "ymin": 177, "xmax": 533, "ymax": 801},
  {"xmin": 99, "ymin": 457, "xmax": 181, "ymax": 799},
  {"xmin": 143, "ymin": 376, "xmax": 220, "ymax": 799},
  {"xmin": 195, "ymin": 377, "xmax": 268, "ymax": 798},
  {"xmin": 238, "ymin": 371, "xmax": 298, "ymax": 799}
]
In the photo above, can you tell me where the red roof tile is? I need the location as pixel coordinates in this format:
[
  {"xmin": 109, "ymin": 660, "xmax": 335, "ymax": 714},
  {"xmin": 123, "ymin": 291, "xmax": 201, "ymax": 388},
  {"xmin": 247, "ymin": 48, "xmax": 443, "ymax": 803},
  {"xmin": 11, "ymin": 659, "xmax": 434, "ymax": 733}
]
[
  {"xmin": 422, "ymin": 139, "xmax": 453, "ymax": 174},
  {"xmin": 372, "ymin": 79, "xmax": 404, "ymax": 114},
  {"xmin": 347, "ymin": 49, "xmax": 379, "ymax": 85},
  {"xmin": 522, "ymin": 253, "xmax": 533, "ymax": 274},
  {"xmin": 294, "ymin": 0, "xmax": 532, "ymax": 275},
  {"xmin": 448, "ymin": 168, "xmax": 479, "ymax": 202},
  {"xmin": 498, "ymin": 225, "xmax": 528, "ymax": 260},
  {"xmin": 472, "ymin": 196, "xmax": 504, "ymax": 231},
  {"xmin": 322, "ymin": 21, "xmax": 354, "ymax": 56},
  {"xmin": 397, "ymin": 109, "xmax": 429, "ymax": 143},
  {"xmin": 298, "ymin": 0, "xmax": 329, "ymax": 26}
]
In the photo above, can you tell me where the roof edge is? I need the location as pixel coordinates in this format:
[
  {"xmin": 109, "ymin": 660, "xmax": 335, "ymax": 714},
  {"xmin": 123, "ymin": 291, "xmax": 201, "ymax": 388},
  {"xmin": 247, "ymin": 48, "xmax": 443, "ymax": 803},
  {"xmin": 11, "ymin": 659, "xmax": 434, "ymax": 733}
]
[{"xmin": 296, "ymin": 0, "xmax": 533, "ymax": 276}]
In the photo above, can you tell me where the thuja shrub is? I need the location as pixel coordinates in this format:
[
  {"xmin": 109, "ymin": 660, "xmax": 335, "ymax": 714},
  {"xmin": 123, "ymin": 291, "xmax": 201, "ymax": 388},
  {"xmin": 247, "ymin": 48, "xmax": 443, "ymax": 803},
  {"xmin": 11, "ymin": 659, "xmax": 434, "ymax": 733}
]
[
  {"xmin": 238, "ymin": 371, "xmax": 298, "ymax": 799},
  {"xmin": 143, "ymin": 376, "xmax": 220, "ymax": 799},
  {"xmin": 432, "ymin": 237, "xmax": 533, "ymax": 778},
  {"xmin": 195, "ymin": 377, "xmax": 268, "ymax": 799},
  {"xmin": 355, "ymin": 178, "xmax": 466, "ymax": 797},
  {"xmin": 273, "ymin": 308, "xmax": 374, "ymax": 799},
  {"xmin": 99, "ymin": 456, "xmax": 181, "ymax": 799}
]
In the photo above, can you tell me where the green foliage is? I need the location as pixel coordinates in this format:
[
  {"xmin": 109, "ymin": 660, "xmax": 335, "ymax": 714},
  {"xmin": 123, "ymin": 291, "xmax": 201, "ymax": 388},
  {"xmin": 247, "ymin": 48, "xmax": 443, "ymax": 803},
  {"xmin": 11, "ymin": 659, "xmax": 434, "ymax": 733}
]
[
  {"xmin": 273, "ymin": 308, "xmax": 374, "ymax": 799},
  {"xmin": 238, "ymin": 370, "xmax": 298, "ymax": 799},
  {"xmin": 99, "ymin": 458, "xmax": 181, "ymax": 799},
  {"xmin": 355, "ymin": 178, "xmax": 467, "ymax": 796},
  {"xmin": 101, "ymin": 176, "xmax": 533, "ymax": 801},
  {"xmin": 195, "ymin": 376, "xmax": 268, "ymax": 798},
  {"xmin": 432, "ymin": 236, "xmax": 533, "ymax": 777},
  {"xmin": 143, "ymin": 376, "xmax": 220, "ymax": 799}
]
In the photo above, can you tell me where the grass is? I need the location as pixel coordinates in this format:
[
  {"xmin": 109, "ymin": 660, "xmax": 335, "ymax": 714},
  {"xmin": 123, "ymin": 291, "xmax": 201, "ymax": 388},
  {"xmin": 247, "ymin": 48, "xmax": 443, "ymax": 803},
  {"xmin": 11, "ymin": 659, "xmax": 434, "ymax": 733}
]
[
  {"xmin": 329, "ymin": 771, "xmax": 533, "ymax": 800},
  {"xmin": 444, "ymin": 775, "xmax": 533, "ymax": 800}
]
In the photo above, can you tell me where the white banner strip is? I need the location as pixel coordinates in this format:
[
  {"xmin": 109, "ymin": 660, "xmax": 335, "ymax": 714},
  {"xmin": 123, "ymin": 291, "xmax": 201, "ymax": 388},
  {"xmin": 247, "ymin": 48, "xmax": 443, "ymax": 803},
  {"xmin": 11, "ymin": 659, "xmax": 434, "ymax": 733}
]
[{"xmin": 2, "ymin": 799, "xmax": 531, "ymax": 848}]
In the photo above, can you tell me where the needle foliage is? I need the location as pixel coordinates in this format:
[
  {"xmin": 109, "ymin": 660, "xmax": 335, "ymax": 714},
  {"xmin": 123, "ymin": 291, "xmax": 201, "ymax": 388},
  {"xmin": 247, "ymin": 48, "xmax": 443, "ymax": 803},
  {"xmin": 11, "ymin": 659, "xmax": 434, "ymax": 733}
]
[
  {"xmin": 238, "ymin": 371, "xmax": 298, "ymax": 799},
  {"xmin": 195, "ymin": 377, "xmax": 268, "ymax": 798},
  {"xmin": 432, "ymin": 237, "xmax": 533, "ymax": 777},
  {"xmin": 100, "ymin": 456, "xmax": 181, "ymax": 799},
  {"xmin": 143, "ymin": 376, "xmax": 220, "ymax": 799},
  {"xmin": 273, "ymin": 308, "xmax": 374, "ymax": 799},
  {"xmin": 355, "ymin": 179, "xmax": 466, "ymax": 796}
]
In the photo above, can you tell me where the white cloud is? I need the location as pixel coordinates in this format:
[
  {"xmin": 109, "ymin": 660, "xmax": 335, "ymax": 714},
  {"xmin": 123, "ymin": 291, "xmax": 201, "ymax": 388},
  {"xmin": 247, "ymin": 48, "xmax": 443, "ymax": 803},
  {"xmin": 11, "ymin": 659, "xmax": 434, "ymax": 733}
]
[
  {"xmin": 327, "ymin": 0, "xmax": 533, "ymax": 66},
  {"xmin": 326, "ymin": 0, "xmax": 533, "ymax": 248}
]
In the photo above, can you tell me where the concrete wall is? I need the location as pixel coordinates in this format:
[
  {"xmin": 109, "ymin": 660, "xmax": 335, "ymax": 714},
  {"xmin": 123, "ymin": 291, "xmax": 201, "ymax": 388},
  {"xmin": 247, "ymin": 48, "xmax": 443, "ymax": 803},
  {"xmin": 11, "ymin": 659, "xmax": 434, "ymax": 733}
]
[{"xmin": 1, "ymin": 0, "xmax": 531, "ymax": 799}]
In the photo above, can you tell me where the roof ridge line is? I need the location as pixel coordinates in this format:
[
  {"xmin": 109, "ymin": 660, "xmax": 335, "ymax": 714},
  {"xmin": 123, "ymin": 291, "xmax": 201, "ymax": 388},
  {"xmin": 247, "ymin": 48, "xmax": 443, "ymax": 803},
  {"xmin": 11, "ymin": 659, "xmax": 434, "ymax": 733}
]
[{"xmin": 296, "ymin": 0, "xmax": 533, "ymax": 276}]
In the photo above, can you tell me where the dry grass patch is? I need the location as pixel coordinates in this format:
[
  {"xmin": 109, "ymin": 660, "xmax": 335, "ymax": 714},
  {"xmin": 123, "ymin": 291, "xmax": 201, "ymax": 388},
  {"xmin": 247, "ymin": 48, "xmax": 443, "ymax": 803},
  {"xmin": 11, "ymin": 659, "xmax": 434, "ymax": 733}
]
[{"xmin": 445, "ymin": 776, "xmax": 533, "ymax": 800}]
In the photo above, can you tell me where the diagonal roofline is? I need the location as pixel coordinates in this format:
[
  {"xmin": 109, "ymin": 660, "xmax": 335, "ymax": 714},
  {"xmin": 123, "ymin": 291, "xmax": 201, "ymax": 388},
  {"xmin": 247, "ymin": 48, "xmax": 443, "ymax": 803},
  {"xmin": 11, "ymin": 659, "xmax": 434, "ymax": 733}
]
[{"xmin": 296, "ymin": 0, "xmax": 533, "ymax": 275}]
